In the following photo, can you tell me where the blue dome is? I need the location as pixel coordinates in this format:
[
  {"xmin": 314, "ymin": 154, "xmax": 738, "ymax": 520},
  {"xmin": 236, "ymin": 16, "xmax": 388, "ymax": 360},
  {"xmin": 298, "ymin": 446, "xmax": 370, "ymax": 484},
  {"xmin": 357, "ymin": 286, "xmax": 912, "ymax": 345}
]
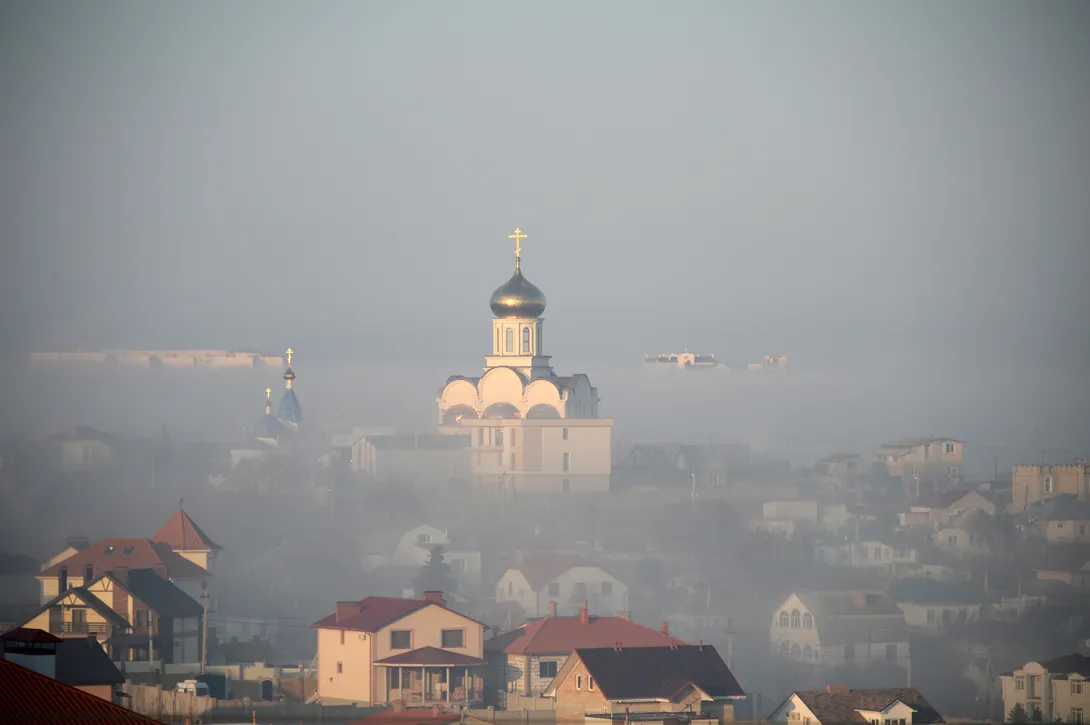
[{"xmin": 278, "ymin": 389, "xmax": 302, "ymax": 425}]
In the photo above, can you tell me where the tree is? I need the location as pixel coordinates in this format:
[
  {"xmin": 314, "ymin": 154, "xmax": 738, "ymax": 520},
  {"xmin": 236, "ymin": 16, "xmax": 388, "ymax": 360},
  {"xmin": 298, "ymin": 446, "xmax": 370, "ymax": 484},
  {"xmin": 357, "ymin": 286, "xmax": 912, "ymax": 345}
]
[
  {"xmin": 1009, "ymin": 703, "xmax": 1028, "ymax": 724},
  {"xmin": 413, "ymin": 544, "xmax": 458, "ymax": 596}
]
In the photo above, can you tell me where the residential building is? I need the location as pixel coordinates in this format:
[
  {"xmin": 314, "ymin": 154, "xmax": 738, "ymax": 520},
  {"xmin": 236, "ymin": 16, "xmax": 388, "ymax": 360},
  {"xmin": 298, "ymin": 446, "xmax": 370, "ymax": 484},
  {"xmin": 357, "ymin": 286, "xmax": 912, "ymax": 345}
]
[
  {"xmin": 542, "ymin": 644, "xmax": 744, "ymax": 723},
  {"xmin": 26, "ymin": 426, "xmax": 116, "ymax": 473},
  {"xmin": 886, "ymin": 579, "xmax": 983, "ymax": 632},
  {"xmin": 23, "ymin": 587, "xmax": 131, "ymax": 656},
  {"xmin": 495, "ymin": 553, "xmax": 628, "ymax": 618},
  {"xmin": 1, "ymin": 627, "xmax": 124, "ymax": 703},
  {"xmin": 767, "ymin": 685, "xmax": 944, "ymax": 725},
  {"xmin": 0, "ymin": 658, "xmax": 160, "ymax": 725},
  {"xmin": 874, "ymin": 438, "xmax": 963, "ymax": 493},
  {"xmin": 931, "ymin": 520, "xmax": 990, "ymax": 558},
  {"xmin": 814, "ymin": 535, "xmax": 919, "ymax": 573},
  {"xmin": 1044, "ymin": 500, "xmax": 1090, "ymax": 544},
  {"xmin": 770, "ymin": 591, "xmax": 909, "ymax": 667},
  {"xmin": 813, "ymin": 454, "xmax": 869, "ymax": 487},
  {"xmin": 151, "ymin": 507, "xmax": 222, "ymax": 610},
  {"xmin": 435, "ymin": 229, "xmax": 613, "ymax": 494},
  {"xmin": 999, "ymin": 654, "xmax": 1090, "ymax": 723},
  {"xmin": 311, "ymin": 591, "xmax": 485, "ymax": 706},
  {"xmin": 37, "ymin": 537, "xmax": 210, "ymax": 605},
  {"xmin": 485, "ymin": 602, "xmax": 680, "ymax": 698},
  {"xmin": 1012, "ymin": 463, "xmax": 1090, "ymax": 512},
  {"xmin": 898, "ymin": 490, "xmax": 997, "ymax": 528},
  {"xmin": 352, "ymin": 434, "xmax": 471, "ymax": 484}
]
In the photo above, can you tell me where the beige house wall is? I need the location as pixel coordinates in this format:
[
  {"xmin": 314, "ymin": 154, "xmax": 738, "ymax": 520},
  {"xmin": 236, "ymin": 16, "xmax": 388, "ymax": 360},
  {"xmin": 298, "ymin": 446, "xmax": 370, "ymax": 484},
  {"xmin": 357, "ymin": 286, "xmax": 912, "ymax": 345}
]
[
  {"xmin": 317, "ymin": 627, "xmax": 373, "ymax": 703},
  {"xmin": 1012, "ymin": 464, "xmax": 1090, "ymax": 512}
]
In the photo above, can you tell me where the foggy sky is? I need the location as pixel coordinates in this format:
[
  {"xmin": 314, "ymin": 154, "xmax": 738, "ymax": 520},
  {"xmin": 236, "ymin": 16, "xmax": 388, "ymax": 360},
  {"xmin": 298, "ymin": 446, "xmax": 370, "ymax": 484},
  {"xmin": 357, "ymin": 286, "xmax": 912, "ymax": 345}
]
[{"xmin": 2, "ymin": 1, "xmax": 1089, "ymax": 370}]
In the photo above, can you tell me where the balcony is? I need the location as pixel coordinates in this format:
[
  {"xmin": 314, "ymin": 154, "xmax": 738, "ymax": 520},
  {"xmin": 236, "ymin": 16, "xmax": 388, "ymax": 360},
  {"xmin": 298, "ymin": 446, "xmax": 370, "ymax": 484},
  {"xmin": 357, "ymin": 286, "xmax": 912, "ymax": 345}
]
[{"xmin": 58, "ymin": 621, "xmax": 109, "ymax": 634}]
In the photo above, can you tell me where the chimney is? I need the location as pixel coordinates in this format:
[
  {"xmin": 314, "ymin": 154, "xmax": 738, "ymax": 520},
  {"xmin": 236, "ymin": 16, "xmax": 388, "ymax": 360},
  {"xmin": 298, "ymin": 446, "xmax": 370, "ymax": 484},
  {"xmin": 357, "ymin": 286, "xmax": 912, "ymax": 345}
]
[
  {"xmin": 423, "ymin": 590, "xmax": 446, "ymax": 608},
  {"xmin": 660, "ymin": 621, "xmax": 669, "ymax": 635},
  {"xmin": 335, "ymin": 601, "xmax": 361, "ymax": 623},
  {"xmin": 547, "ymin": 601, "xmax": 557, "ymax": 618},
  {"xmin": 617, "ymin": 610, "xmax": 630, "ymax": 621},
  {"xmin": 826, "ymin": 684, "xmax": 850, "ymax": 695},
  {"xmin": 854, "ymin": 590, "xmax": 868, "ymax": 608},
  {"xmin": 579, "ymin": 600, "xmax": 589, "ymax": 625}
]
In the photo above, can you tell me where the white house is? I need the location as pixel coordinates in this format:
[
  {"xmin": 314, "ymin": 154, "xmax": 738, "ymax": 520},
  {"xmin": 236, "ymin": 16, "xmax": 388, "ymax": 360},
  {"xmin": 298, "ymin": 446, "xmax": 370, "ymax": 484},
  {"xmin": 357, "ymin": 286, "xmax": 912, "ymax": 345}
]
[
  {"xmin": 495, "ymin": 553, "xmax": 627, "ymax": 618},
  {"xmin": 768, "ymin": 685, "xmax": 945, "ymax": 725},
  {"xmin": 769, "ymin": 591, "xmax": 909, "ymax": 668}
]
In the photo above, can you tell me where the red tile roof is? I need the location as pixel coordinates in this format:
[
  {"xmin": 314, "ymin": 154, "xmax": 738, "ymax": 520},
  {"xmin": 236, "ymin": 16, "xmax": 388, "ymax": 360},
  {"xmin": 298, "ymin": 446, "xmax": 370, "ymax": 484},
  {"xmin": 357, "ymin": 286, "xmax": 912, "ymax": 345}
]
[
  {"xmin": 504, "ymin": 615, "xmax": 684, "ymax": 655},
  {"xmin": 38, "ymin": 538, "xmax": 208, "ymax": 580},
  {"xmin": 152, "ymin": 508, "xmax": 222, "ymax": 552},
  {"xmin": 0, "ymin": 659, "xmax": 163, "ymax": 724},
  {"xmin": 512, "ymin": 553, "xmax": 591, "ymax": 590},
  {"xmin": 313, "ymin": 597, "xmax": 483, "ymax": 633}
]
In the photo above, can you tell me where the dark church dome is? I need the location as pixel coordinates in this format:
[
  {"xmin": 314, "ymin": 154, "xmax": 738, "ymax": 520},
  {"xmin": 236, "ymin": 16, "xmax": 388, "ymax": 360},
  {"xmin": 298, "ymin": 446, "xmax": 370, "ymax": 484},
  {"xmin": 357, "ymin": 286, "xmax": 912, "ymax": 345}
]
[{"xmin": 489, "ymin": 265, "xmax": 546, "ymax": 318}]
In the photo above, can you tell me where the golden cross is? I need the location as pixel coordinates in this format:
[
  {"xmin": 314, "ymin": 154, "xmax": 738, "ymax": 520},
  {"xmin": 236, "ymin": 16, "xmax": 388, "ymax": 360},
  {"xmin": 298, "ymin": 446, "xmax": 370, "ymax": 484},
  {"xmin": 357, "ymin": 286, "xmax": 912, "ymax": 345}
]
[
  {"xmin": 265, "ymin": 387, "xmax": 272, "ymax": 401},
  {"xmin": 508, "ymin": 228, "xmax": 527, "ymax": 260},
  {"xmin": 285, "ymin": 347, "xmax": 293, "ymax": 366}
]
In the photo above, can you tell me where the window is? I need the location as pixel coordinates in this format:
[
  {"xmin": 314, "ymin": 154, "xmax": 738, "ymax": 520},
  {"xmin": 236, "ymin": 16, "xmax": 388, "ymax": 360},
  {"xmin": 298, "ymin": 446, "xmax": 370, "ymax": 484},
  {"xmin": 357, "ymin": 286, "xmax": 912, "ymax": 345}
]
[
  {"xmin": 495, "ymin": 429, "xmax": 504, "ymax": 446},
  {"xmin": 803, "ymin": 612, "xmax": 813, "ymax": 629},
  {"xmin": 927, "ymin": 609, "xmax": 935, "ymax": 624},
  {"xmin": 522, "ymin": 327, "xmax": 531, "ymax": 353},
  {"xmin": 1071, "ymin": 708, "xmax": 1083, "ymax": 725},
  {"xmin": 588, "ymin": 677, "xmax": 594, "ymax": 691},
  {"xmin": 1044, "ymin": 475, "xmax": 1054, "ymax": 493},
  {"xmin": 340, "ymin": 630, "xmax": 345, "ymax": 645},
  {"xmin": 844, "ymin": 644, "xmax": 855, "ymax": 661},
  {"xmin": 562, "ymin": 453, "xmax": 570, "ymax": 472},
  {"xmin": 84, "ymin": 565, "xmax": 94, "ymax": 582},
  {"xmin": 496, "ymin": 328, "xmax": 500, "ymax": 353},
  {"xmin": 947, "ymin": 534, "xmax": 959, "ymax": 546},
  {"xmin": 122, "ymin": 545, "xmax": 134, "ymax": 554},
  {"xmin": 539, "ymin": 660, "xmax": 558, "ymax": 678},
  {"xmin": 1015, "ymin": 676, "xmax": 1025, "ymax": 691},
  {"xmin": 886, "ymin": 644, "xmax": 897, "ymax": 662},
  {"xmin": 1072, "ymin": 680, "xmax": 1085, "ymax": 695},
  {"xmin": 390, "ymin": 668, "xmax": 401, "ymax": 688},
  {"xmin": 441, "ymin": 629, "xmax": 464, "ymax": 648},
  {"xmin": 945, "ymin": 442, "xmax": 955, "ymax": 454},
  {"xmin": 58, "ymin": 566, "xmax": 68, "ymax": 591},
  {"xmin": 390, "ymin": 630, "xmax": 411, "ymax": 649},
  {"xmin": 791, "ymin": 609, "xmax": 801, "ymax": 628},
  {"xmin": 510, "ymin": 429, "xmax": 516, "ymax": 446},
  {"xmin": 506, "ymin": 328, "xmax": 513, "ymax": 353},
  {"xmin": 417, "ymin": 533, "xmax": 432, "ymax": 545},
  {"xmin": 548, "ymin": 582, "xmax": 560, "ymax": 597},
  {"xmin": 576, "ymin": 675, "xmax": 583, "ymax": 690},
  {"xmin": 105, "ymin": 545, "xmax": 115, "ymax": 555},
  {"xmin": 562, "ymin": 428, "xmax": 568, "ymax": 441},
  {"xmin": 779, "ymin": 611, "xmax": 789, "ymax": 628},
  {"xmin": 601, "ymin": 582, "xmax": 612, "ymax": 596},
  {"xmin": 135, "ymin": 610, "xmax": 145, "ymax": 628}
]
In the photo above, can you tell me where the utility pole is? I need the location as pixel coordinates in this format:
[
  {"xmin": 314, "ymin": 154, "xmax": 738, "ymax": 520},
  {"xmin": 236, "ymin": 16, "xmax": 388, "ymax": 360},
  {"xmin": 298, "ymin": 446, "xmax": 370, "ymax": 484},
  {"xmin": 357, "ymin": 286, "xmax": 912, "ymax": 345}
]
[
  {"xmin": 200, "ymin": 584, "xmax": 209, "ymax": 674},
  {"xmin": 725, "ymin": 619, "xmax": 736, "ymax": 670},
  {"xmin": 690, "ymin": 469, "xmax": 697, "ymax": 513},
  {"xmin": 906, "ymin": 651, "xmax": 912, "ymax": 688}
]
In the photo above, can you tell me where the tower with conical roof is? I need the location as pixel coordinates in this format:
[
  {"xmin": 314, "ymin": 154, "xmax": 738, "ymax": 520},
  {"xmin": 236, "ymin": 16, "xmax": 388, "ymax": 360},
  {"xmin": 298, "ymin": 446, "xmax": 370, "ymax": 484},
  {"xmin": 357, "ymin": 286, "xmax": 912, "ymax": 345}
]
[{"xmin": 277, "ymin": 347, "xmax": 303, "ymax": 428}]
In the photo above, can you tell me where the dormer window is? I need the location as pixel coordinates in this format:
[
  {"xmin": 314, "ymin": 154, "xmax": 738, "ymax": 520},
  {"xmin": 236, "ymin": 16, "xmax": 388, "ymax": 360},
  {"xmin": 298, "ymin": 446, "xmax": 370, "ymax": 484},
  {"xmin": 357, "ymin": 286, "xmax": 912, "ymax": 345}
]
[
  {"xmin": 122, "ymin": 545, "xmax": 134, "ymax": 554},
  {"xmin": 105, "ymin": 545, "xmax": 116, "ymax": 555}
]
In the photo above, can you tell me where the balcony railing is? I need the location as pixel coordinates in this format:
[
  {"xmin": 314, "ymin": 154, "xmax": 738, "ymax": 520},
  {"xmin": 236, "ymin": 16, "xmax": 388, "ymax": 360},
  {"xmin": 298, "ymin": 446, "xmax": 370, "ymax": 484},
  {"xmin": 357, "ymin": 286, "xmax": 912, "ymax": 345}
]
[{"xmin": 58, "ymin": 621, "xmax": 109, "ymax": 634}]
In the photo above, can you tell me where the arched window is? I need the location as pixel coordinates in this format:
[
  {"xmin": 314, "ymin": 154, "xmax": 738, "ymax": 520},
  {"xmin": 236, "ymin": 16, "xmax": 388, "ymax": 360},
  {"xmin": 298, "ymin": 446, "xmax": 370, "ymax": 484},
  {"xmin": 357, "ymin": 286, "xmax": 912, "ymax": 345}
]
[
  {"xmin": 803, "ymin": 646, "xmax": 812, "ymax": 661},
  {"xmin": 791, "ymin": 644, "xmax": 801, "ymax": 659},
  {"xmin": 779, "ymin": 611, "xmax": 789, "ymax": 628},
  {"xmin": 522, "ymin": 327, "xmax": 531, "ymax": 354},
  {"xmin": 791, "ymin": 609, "xmax": 801, "ymax": 629},
  {"xmin": 803, "ymin": 612, "xmax": 813, "ymax": 629},
  {"xmin": 505, "ymin": 328, "xmax": 513, "ymax": 353}
]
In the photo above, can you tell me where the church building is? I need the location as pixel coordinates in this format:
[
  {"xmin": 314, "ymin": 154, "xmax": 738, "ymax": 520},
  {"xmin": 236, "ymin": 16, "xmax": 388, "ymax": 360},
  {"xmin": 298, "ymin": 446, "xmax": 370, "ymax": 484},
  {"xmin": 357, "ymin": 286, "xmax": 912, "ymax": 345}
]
[{"xmin": 436, "ymin": 229, "xmax": 612, "ymax": 493}]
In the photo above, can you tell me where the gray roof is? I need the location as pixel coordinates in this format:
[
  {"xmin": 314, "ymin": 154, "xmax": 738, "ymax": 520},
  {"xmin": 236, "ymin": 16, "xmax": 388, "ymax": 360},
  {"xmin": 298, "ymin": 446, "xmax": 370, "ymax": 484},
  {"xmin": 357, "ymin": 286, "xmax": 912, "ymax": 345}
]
[
  {"xmin": 790, "ymin": 687, "xmax": 943, "ymax": 724},
  {"xmin": 794, "ymin": 591, "xmax": 908, "ymax": 645},
  {"xmin": 55, "ymin": 637, "xmax": 125, "ymax": 686}
]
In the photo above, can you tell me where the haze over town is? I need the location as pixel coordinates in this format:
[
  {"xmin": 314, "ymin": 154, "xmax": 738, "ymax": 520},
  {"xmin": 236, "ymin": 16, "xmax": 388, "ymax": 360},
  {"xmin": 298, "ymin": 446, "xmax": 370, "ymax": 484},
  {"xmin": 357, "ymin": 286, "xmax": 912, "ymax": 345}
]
[{"xmin": 1, "ymin": 2, "xmax": 1089, "ymax": 724}]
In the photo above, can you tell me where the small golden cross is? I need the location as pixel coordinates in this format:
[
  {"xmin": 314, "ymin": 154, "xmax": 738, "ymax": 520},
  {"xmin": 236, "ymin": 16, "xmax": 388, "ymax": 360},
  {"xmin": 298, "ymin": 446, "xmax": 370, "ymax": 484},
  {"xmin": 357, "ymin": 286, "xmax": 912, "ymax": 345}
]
[
  {"xmin": 265, "ymin": 387, "xmax": 272, "ymax": 401},
  {"xmin": 508, "ymin": 228, "xmax": 527, "ymax": 260},
  {"xmin": 285, "ymin": 347, "xmax": 293, "ymax": 366}
]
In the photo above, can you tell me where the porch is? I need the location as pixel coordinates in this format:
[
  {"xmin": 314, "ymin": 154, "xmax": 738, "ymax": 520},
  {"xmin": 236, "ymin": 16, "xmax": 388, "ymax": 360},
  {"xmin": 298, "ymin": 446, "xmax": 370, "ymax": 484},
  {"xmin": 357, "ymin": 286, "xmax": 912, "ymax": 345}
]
[{"xmin": 376, "ymin": 646, "xmax": 485, "ymax": 705}]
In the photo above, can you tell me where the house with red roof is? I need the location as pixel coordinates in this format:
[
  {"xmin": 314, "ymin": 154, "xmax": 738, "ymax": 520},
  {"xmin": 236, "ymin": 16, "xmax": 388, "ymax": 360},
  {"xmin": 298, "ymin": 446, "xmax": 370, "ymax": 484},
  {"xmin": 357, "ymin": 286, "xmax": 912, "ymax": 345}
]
[
  {"xmin": 485, "ymin": 601, "xmax": 683, "ymax": 699},
  {"xmin": 495, "ymin": 553, "xmax": 628, "ymax": 618},
  {"xmin": 312, "ymin": 591, "xmax": 485, "ymax": 706},
  {"xmin": 0, "ymin": 657, "xmax": 160, "ymax": 725},
  {"xmin": 37, "ymin": 537, "xmax": 211, "ymax": 607},
  {"xmin": 152, "ymin": 507, "xmax": 222, "ymax": 609}
]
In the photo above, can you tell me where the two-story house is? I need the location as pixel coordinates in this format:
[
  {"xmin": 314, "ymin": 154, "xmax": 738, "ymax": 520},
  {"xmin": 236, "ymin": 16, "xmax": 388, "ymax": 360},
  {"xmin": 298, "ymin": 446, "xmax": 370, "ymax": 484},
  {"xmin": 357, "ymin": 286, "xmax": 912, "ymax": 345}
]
[
  {"xmin": 495, "ymin": 554, "xmax": 628, "ymax": 618},
  {"xmin": 1012, "ymin": 463, "xmax": 1090, "ymax": 513},
  {"xmin": 542, "ymin": 645, "xmax": 743, "ymax": 724},
  {"xmin": 770, "ymin": 591, "xmax": 909, "ymax": 668},
  {"xmin": 767, "ymin": 685, "xmax": 944, "ymax": 725},
  {"xmin": 813, "ymin": 454, "xmax": 869, "ymax": 488},
  {"xmin": 37, "ymin": 537, "xmax": 210, "ymax": 606},
  {"xmin": 999, "ymin": 654, "xmax": 1090, "ymax": 723},
  {"xmin": 311, "ymin": 591, "xmax": 485, "ymax": 706},
  {"xmin": 485, "ymin": 602, "xmax": 680, "ymax": 699},
  {"xmin": 874, "ymin": 438, "xmax": 963, "ymax": 494}
]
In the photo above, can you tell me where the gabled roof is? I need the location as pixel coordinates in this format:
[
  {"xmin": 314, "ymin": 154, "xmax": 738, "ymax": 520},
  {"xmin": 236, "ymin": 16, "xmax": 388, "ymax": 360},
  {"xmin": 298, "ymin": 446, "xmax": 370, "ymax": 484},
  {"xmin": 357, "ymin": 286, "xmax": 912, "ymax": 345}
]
[
  {"xmin": 152, "ymin": 508, "xmax": 222, "ymax": 552},
  {"xmin": 503, "ymin": 615, "xmax": 681, "ymax": 656},
  {"xmin": 55, "ymin": 636, "xmax": 125, "ymax": 687},
  {"xmin": 32, "ymin": 588, "xmax": 131, "ymax": 632},
  {"xmin": 312, "ymin": 596, "xmax": 479, "ymax": 633},
  {"xmin": 791, "ymin": 591, "xmax": 908, "ymax": 645},
  {"xmin": 788, "ymin": 687, "xmax": 943, "ymax": 725},
  {"xmin": 1040, "ymin": 653, "xmax": 1090, "ymax": 678},
  {"xmin": 507, "ymin": 553, "xmax": 592, "ymax": 590},
  {"xmin": 0, "ymin": 659, "xmax": 161, "ymax": 724},
  {"xmin": 38, "ymin": 538, "xmax": 209, "ymax": 580},
  {"xmin": 1, "ymin": 627, "xmax": 62, "ymax": 645},
  {"xmin": 560, "ymin": 645, "xmax": 743, "ymax": 701},
  {"xmin": 123, "ymin": 569, "xmax": 203, "ymax": 618},
  {"xmin": 375, "ymin": 646, "xmax": 484, "ymax": 667}
]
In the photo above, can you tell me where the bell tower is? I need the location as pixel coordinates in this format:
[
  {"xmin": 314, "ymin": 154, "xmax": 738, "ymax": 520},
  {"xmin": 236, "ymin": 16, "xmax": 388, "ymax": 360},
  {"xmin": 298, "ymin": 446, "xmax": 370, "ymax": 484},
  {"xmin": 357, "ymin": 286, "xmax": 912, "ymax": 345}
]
[{"xmin": 484, "ymin": 228, "xmax": 553, "ymax": 379}]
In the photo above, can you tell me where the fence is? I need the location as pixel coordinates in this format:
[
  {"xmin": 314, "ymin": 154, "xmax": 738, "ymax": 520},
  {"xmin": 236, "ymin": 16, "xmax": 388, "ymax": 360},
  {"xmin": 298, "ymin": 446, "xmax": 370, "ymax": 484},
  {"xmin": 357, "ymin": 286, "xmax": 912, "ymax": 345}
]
[{"xmin": 121, "ymin": 683, "xmax": 382, "ymax": 724}]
